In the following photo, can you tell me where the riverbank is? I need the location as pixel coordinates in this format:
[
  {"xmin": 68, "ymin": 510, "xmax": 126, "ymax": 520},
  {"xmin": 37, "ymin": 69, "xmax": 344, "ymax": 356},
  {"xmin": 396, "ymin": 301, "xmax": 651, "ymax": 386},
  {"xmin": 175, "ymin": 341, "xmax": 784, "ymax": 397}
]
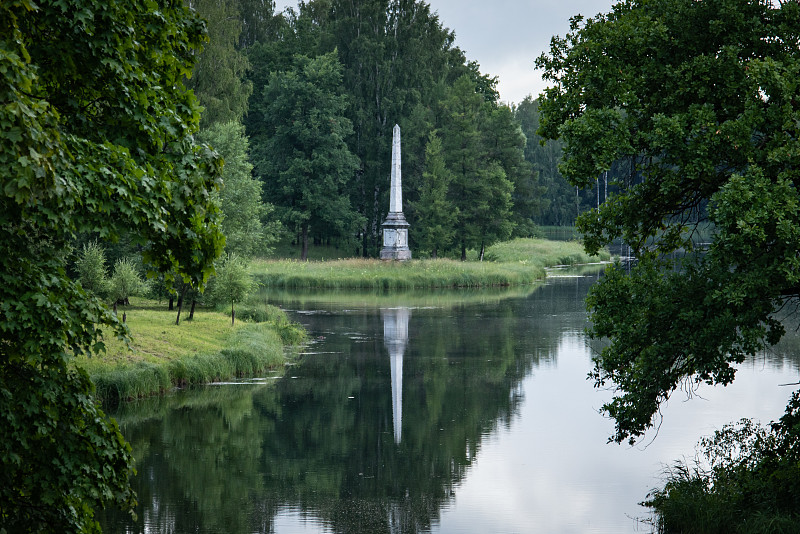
[
  {"xmin": 76, "ymin": 299, "xmax": 305, "ymax": 405},
  {"xmin": 84, "ymin": 238, "xmax": 608, "ymax": 405},
  {"xmin": 251, "ymin": 238, "xmax": 610, "ymax": 289}
]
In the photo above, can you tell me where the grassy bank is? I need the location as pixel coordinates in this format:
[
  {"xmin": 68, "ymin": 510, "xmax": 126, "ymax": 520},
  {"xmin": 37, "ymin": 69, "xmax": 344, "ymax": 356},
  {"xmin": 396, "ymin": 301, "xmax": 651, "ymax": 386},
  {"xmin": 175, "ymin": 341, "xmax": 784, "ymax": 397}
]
[
  {"xmin": 253, "ymin": 238, "xmax": 609, "ymax": 290},
  {"xmin": 77, "ymin": 299, "xmax": 305, "ymax": 405},
  {"xmin": 481, "ymin": 237, "xmax": 611, "ymax": 264}
]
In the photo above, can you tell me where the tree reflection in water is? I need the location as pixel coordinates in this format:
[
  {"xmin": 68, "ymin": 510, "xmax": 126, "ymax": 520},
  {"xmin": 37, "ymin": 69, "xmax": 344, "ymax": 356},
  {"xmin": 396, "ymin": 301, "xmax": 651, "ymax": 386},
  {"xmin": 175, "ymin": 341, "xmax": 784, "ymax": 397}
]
[{"xmin": 98, "ymin": 285, "xmax": 552, "ymax": 534}]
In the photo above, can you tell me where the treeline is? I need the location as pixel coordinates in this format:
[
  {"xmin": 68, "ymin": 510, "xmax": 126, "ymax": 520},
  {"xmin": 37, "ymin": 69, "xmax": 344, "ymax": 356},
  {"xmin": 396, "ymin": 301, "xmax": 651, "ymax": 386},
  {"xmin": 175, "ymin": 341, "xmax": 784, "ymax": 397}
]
[{"xmin": 181, "ymin": 0, "xmax": 612, "ymax": 262}]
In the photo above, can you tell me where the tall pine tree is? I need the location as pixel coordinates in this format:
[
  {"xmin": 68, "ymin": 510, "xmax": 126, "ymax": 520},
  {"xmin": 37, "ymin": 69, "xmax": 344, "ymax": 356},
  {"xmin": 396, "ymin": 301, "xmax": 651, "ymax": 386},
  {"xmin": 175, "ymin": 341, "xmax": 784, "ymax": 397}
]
[{"xmin": 411, "ymin": 132, "xmax": 457, "ymax": 258}]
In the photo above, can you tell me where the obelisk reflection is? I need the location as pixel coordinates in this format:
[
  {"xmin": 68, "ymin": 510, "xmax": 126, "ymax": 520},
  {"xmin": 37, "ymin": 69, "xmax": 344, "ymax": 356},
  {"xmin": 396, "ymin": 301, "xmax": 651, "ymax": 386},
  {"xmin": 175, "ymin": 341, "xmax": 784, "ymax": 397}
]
[{"xmin": 382, "ymin": 307, "xmax": 410, "ymax": 444}]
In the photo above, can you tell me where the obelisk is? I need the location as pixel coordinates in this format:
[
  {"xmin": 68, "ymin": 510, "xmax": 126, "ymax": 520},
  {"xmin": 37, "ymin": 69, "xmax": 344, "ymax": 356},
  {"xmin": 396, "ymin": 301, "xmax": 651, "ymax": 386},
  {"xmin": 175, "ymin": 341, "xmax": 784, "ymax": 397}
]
[{"xmin": 380, "ymin": 124, "xmax": 411, "ymax": 260}]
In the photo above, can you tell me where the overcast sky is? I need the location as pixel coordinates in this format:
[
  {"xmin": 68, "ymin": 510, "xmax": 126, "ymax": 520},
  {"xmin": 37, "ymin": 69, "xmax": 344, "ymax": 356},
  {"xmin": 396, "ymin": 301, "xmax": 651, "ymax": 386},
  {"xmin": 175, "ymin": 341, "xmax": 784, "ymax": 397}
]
[{"xmin": 273, "ymin": 0, "xmax": 616, "ymax": 105}]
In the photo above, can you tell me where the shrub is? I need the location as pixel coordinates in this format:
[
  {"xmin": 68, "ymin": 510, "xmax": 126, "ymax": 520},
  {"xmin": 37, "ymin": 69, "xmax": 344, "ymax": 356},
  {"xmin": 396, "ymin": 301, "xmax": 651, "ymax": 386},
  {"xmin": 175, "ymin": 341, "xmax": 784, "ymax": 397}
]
[
  {"xmin": 646, "ymin": 394, "xmax": 800, "ymax": 533},
  {"xmin": 207, "ymin": 253, "xmax": 255, "ymax": 324},
  {"xmin": 75, "ymin": 241, "xmax": 108, "ymax": 297},
  {"xmin": 108, "ymin": 257, "xmax": 147, "ymax": 305}
]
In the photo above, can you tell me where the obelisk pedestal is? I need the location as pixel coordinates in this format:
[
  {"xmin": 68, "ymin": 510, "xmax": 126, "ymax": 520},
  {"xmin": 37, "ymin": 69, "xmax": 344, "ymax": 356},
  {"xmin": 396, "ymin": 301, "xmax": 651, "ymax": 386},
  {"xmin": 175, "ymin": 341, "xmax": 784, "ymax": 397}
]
[{"xmin": 380, "ymin": 124, "xmax": 412, "ymax": 260}]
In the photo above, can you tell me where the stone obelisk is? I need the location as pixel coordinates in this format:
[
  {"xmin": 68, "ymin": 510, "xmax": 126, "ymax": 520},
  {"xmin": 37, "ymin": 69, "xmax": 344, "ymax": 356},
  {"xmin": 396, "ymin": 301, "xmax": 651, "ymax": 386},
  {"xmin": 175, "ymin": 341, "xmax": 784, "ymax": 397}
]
[{"xmin": 380, "ymin": 124, "xmax": 411, "ymax": 260}]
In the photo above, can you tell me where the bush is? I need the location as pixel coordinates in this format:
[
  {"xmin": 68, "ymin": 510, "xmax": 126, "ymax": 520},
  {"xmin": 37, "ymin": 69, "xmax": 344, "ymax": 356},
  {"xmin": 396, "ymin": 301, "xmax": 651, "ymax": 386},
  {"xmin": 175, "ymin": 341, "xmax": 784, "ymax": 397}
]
[
  {"xmin": 207, "ymin": 253, "xmax": 255, "ymax": 323},
  {"xmin": 108, "ymin": 257, "xmax": 147, "ymax": 305},
  {"xmin": 75, "ymin": 241, "xmax": 108, "ymax": 297},
  {"xmin": 646, "ymin": 393, "xmax": 800, "ymax": 533}
]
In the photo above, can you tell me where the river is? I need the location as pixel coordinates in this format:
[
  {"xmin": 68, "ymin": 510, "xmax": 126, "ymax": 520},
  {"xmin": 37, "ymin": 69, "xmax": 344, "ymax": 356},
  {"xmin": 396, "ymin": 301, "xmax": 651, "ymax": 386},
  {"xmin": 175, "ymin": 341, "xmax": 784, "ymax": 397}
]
[{"xmin": 99, "ymin": 270, "xmax": 800, "ymax": 533}]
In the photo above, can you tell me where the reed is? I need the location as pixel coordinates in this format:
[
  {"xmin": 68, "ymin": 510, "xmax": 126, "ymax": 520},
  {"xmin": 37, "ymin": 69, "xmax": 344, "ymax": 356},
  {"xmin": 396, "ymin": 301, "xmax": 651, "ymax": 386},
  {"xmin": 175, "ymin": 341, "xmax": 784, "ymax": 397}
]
[{"xmin": 251, "ymin": 238, "xmax": 608, "ymax": 289}]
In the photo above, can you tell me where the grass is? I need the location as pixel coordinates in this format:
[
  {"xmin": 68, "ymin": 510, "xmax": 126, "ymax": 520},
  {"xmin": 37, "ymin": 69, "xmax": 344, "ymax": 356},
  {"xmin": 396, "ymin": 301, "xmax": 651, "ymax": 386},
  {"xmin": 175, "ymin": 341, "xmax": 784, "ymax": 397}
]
[
  {"xmin": 250, "ymin": 257, "xmax": 546, "ymax": 289},
  {"xmin": 253, "ymin": 285, "xmax": 544, "ymax": 309},
  {"xmin": 251, "ymin": 238, "xmax": 609, "ymax": 290},
  {"xmin": 76, "ymin": 298, "xmax": 305, "ymax": 405},
  {"xmin": 482, "ymin": 237, "xmax": 611, "ymax": 265}
]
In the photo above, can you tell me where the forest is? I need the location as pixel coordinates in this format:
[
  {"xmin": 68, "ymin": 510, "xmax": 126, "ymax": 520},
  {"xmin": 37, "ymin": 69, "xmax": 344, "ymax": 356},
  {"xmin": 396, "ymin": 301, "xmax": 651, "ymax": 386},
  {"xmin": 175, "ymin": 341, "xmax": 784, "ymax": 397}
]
[{"xmin": 184, "ymin": 0, "xmax": 598, "ymax": 262}]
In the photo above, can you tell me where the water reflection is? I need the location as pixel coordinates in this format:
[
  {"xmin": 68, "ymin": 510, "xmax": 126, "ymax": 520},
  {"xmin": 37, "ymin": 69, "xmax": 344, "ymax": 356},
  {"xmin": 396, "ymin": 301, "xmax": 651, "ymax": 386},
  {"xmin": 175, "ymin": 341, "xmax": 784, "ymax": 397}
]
[
  {"xmin": 383, "ymin": 307, "xmax": 410, "ymax": 444},
  {"xmin": 97, "ymin": 275, "xmax": 800, "ymax": 533}
]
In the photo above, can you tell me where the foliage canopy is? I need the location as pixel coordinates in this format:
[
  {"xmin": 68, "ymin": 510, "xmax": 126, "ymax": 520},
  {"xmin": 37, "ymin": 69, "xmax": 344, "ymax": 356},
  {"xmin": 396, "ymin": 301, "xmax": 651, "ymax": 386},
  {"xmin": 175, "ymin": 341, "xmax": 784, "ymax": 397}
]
[
  {"xmin": 1, "ymin": 0, "xmax": 224, "ymax": 530},
  {"xmin": 537, "ymin": 0, "xmax": 800, "ymax": 444}
]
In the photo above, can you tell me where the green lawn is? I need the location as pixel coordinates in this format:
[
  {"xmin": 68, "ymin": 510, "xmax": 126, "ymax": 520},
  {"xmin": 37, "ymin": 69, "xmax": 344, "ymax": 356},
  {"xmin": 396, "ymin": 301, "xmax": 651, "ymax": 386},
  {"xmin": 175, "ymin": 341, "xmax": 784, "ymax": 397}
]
[{"xmin": 76, "ymin": 298, "xmax": 304, "ymax": 404}]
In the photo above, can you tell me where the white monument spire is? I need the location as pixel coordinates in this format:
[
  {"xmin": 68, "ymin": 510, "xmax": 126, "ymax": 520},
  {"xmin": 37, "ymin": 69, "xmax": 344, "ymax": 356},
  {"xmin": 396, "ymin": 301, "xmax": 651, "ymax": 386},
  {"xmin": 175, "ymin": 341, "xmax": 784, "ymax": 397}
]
[{"xmin": 390, "ymin": 124, "xmax": 402, "ymax": 213}]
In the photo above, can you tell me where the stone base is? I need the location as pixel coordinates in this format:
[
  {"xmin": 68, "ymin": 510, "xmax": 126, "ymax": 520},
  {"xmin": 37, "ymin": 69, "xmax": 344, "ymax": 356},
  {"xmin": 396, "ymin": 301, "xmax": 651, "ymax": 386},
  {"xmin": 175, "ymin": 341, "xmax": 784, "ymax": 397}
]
[
  {"xmin": 380, "ymin": 247, "xmax": 412, "ymax": 261},
  {"xmin": 380, "ymin": 211, "xmax": 411, "ymax": 261}
]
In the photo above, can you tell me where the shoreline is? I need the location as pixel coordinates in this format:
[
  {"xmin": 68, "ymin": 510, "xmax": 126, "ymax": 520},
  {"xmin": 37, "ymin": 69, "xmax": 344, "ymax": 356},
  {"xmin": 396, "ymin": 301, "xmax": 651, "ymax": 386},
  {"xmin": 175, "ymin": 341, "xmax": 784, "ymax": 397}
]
[{"xmin": 86, "ymin": 239, "xmax": 609, "ymax": 406}]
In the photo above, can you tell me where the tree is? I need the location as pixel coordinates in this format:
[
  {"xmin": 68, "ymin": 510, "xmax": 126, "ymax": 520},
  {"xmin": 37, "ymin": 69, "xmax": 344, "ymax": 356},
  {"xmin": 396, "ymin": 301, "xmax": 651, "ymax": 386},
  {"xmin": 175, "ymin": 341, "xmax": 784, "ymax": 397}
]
[
  {"xmin": 250, "ymin": 51, "xmax": 362, "ymax": 260},
  {"xmin": 208, "ymin": 254, "xmax": 254, "ymax": 325},
  {"xmin": 108, "ymin": 258, "xmax": 147, "ymax": 306},
  {"xmin": 483, "ymin": 104, "xmax": 540, "ymax": 238},
  {"xmin": 197, "ymin": 121, "xmax": 281, "ymax": 258},
  {"xmin": 536, "ymin": 0, "xmax": 800, "ymax": 444},
  {"xmin": 0, "ymin": 0, "xmax": 224, "ymax": 530},
  {"xmin": 411, "ymin": 132, "xmax": 457, "ymax": 258},
  {"xmin": 186, "ymin": 0, "xmax": 253, "ymax": 127},
  {"xmin": 441, "ymin": 75, "xmax": 515, "ymax": 260},
  {"xmin": 75, "ymin": 241, "xmax": 109, "ymax": 298},
  {"xmin": 238, "ymin": 0, "xmax": 279, "ymax": 49},
  {"xmin": 514, "ymin": 97, "xmax": 570, "ymax": 226}
]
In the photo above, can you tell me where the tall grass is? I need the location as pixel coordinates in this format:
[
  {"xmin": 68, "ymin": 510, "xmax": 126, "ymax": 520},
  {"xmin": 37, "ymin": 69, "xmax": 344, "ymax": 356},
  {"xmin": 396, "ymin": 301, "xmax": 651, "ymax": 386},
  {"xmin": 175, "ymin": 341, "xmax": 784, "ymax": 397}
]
[
  {"xmin": 76, "ymin": 300, "xmax": 304, "ymax": 405},
  {"xmin": 250, "ymin": 257, "xmax": 546, "ymax": 289},
  {"xmin": 250, "ymin": 238, "xmax": 608, "ymax": 289},
  {"xmin": 483, "ymin": 238, "xmax": 611, "ymax": 265},
  {"xmin": 254, "ymin": 284, "xmax": 543, "ymax": 309}
]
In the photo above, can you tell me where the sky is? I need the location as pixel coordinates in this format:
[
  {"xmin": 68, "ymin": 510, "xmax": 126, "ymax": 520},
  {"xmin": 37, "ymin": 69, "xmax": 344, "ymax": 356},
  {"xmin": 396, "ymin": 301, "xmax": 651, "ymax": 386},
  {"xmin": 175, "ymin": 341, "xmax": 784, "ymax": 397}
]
[{"xmin": 272, "ymin": 0, "xmax": 616, "ymax": 106}]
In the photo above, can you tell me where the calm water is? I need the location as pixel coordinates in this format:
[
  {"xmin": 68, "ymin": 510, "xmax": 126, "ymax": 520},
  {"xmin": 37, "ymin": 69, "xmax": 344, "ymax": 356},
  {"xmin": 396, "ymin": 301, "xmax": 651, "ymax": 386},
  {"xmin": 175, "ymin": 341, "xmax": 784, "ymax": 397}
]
[{"xmin": 100, "ymin": 273, "xmax": 800, "ymax": 533}]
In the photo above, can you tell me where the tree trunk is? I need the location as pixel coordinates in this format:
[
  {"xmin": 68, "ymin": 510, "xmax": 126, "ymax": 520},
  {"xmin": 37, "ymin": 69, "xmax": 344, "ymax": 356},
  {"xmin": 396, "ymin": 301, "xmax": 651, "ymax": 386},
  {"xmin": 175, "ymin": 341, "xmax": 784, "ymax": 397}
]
[
  {"xmin": 168, "ymin": 297, "xmax": 174, "ymax": 311},
  {"xmin": 461, "ymin": 242, "xmax": 466, "ymax": 262},
  {"xmin": 175, "ymin": 286, "xmax": 187, "ymax": 325},
  {"xmin": 188, "ymin": 299, "xmax": 196, "ymax": 321},
  {"xmin": 301, "ymin": 223, "xmax": 309, "ymax": 261},
  {"xmin": 231, "ymin": 301, "xmax": 235, "ymax": 326},
  {"xmin": 479, "ymin": 242, "xmax": 485, "ymax": 262},
  {"xmin": 432, "ymin": 248, "xmax": 437, "ymax": 259}
]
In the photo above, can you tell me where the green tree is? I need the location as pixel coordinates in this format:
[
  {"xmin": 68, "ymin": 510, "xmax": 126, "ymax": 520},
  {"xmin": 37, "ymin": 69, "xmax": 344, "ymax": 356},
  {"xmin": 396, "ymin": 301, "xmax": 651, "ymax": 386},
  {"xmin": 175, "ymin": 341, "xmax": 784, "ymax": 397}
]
[
  {"xmin": 411, "ymin": 132, "xmax": 457, "ymax": 258},
  {"xmin": 238, "ymin": 0, "xmax": 279, "ymax": 48},
  {"xmin": 75, "ymin": 241, "xmax": 109, "ymax": 298},
  {"xmin": 108, "ymin": 257, "xmax": 146, "ymax": 306},
  {"xmin": 251, "ymin": 51, "xmax": 362, "ymax": 260},
  {"xmin": 537, "ymin": 0, "xmax": 800, "ymax": 444},
  {"xmin": 483, "ymin": 104, "xmax": 539, "ymax": 238},
  {"xmin": 187, "ymin": 0, "xmax": 253, "ymax": 127},
  {"xmin": 197, "ymin": 121, "xmax": 281, "ymax": 257},
  {"xmin": 514, "ymin": 97, "xmax": 571, "ymax": 226},
  {"xmin": 441, "ymin": 75, "xmax": 514, "ymax": 260},
  {"xmin": 208, "ymin": 254, "xmax": 254, "ymax": 325},
  {"xmin": 0, "ymin": 0, "xmax": 224, "ymax": 530}
]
